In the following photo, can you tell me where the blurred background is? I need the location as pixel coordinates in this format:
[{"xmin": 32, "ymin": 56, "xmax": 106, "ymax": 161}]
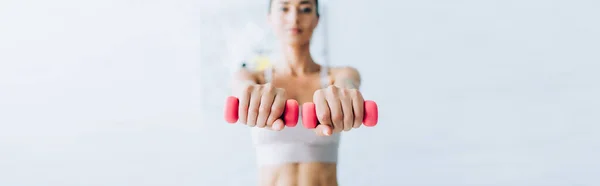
[{"xmin": 1, "ymin": 0, "xmax": 599, "ymax": 185}]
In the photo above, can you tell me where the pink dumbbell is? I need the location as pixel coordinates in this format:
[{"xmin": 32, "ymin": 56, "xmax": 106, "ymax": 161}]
[
  {"xmin": 223, "ymin": 96, "xmax": 300, "ymax": 127},
  {"xmin": 301, "ymin": 101, "xmax": 379, "ymax": 129}
]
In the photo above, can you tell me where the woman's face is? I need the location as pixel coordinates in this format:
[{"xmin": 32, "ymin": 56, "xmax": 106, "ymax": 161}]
[{"xmin": 268, "ymin": 0, "xmax": 319, "ymax": 47}]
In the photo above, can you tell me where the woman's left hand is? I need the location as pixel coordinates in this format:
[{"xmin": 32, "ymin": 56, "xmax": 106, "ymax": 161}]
[{"xmin": 312, "ymin": 85, "xmax": 365, "ymax": 136}]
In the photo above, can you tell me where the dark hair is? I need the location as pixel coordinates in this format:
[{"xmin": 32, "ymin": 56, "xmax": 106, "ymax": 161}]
[{"xmin": 268, "ymin": 0, "xmax": 320, "ymax": 17}]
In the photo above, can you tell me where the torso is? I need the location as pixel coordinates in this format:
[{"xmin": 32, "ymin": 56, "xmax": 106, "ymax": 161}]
[{"xmin": 253, "ymin": 65, "xmax": 339, "ymax": 186}]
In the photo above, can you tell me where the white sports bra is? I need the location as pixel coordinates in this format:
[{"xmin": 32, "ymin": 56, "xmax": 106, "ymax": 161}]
[{"xmin": 251, "ymin": 64, "xmax": 341, "ymax": 166}]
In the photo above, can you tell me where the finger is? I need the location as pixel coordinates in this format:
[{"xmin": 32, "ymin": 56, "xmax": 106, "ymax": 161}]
[
  {"xmin": 340, "ymin": 93, "xmax": 354, "ymax": 131},
  {"xmin": 314, "ymin": 124, "xmax": 332, "ymax": 136},
  {"xmin": 246, "ymin": 88, "xmax": 262, "ymax": 127},
  {"xmin": 313, "ymin": 90, "xmax": 332, "ymax": 129},
  {"xmin": 351, "ymin": 89, "xmax": 365, "ymax": 128},
  {"xmin": 266, "ymin": 90, "xmax": 286, "ymax": 127},
  {"xmin": 325, "ymin": 87, "xmax": 343, "ymax": 133},
  {"xmin": 238, "ymin": 85, "xmax": 252, "ymax": 124},
  {"xmin": 270, "ymin": 119, "xmax": 285, "ymax": 131},
  {"xmin": 256, "ymin": 86, "xmax": 276, "ymax": 128}
]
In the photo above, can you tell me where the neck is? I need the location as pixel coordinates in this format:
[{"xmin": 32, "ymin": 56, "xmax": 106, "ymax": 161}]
[{"xmin": 276, "ymin": 43, "xmax": 320, "ymax": 76}]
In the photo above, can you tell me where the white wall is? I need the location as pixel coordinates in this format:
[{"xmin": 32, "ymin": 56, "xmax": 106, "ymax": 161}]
[
  {"xmin": 327, "ymin": 0, "xmax": 600, "ymax": 185},
  {"xmin": 0, "ymin": 0, "xmax": 598, "ymax": 186}
]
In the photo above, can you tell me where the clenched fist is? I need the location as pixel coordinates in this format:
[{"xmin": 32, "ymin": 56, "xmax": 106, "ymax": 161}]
[
  {"xmin": 312, "ymin": 85, "xmax": 365, "ymax": 136},
  {"xmin": 238, "ymin": 83, "xmax": 288, "ymax": 131}
]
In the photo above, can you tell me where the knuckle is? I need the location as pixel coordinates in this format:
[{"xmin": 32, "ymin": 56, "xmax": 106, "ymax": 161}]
[
  {"xmin": 327, "ymin": 85, "xmax": 337, "ymax": 93},
  {"xmin": 353, "ymin": 120, "xmax": 362, "ymax": 128},
  {"xmin": 259, "ymin": 106, "xmax": 270, "ymax": 113},
  {"xmin": 332, "ymin": 114, "xmax": 343, "ymax": 123},
  {"xmin": 244, "ymin": 85, "xmax": 254, "ymax": 93},
  {"xmin": 263, "ymin": 84, "xmax": 274, "ymax": 91},
  {"xmin": 276, "ymin": 88, "xmax": 286, "ymax": 95},
  {"xmin": 318, "ymin": 112, "xmax": 330, "ymax": 121},
  {"xmin": 250, "ymin": 107, "xmax": 259, "ymax": 115},
  {"xmin": 341, "ymin": 89, "xmax": 349, "ymax": 96},
  {"xmin": 271, "ymin": 105, "xmax": 283, "ymax": 114},
  {"xmin": 313, "ymin": 89, "xmax": 322, "ymax": 97},
  {"xmin": 342, "ymin": 96, "xmax": 352, "ymax": 103},
  {"xmin": 252, "ymin": 86, "xmax": 262, "ymax": 94},
  {"xmin": 344, "ymin": 115, "xmax": 353, "ymax": 123},
  {"xmin": 251, "ymin": 84, "xmax": 260, "ymax": 91},
  {"xmin": 241, "ymin": 104, "xmax": 249, "ymax": 111},
  {"xmin": 355, "ymin": 113, "xmax": 363, "ymax": 120}
]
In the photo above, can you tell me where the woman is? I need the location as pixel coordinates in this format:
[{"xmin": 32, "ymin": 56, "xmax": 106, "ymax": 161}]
[{"xmin": 231, "ymin": 0, "xmax": 365, "ymax": 185}]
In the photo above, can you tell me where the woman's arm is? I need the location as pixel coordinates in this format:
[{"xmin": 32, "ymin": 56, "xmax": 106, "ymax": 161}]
[
  {"xmin": 332, "ymin": 66, "xmax": 361, "ymax": 89},
  {"xmin": 231, "ymin": 68, "xmax": 259, "ymax": 95},
  {"xmin": 312, "ymin": 66, "xmax": 364, "ymax": 136},
  {"xmin": 230, "ymin": 68, "xmax": 286, "ymax": 130}
]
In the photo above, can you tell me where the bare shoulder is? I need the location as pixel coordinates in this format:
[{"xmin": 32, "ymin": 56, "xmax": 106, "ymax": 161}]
[
  {"xmin": 329, "ymin": 66, "xmax": 361, "ymax": 88},
  {"xmin": 330, "ymin": 66, "xmax": 360, "ymax": 78},
  {"xmin": 233, "ymin": 68, "xmax": 267, "ymax": 84}
]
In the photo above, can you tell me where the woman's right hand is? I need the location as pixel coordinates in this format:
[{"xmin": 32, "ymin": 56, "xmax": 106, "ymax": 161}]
[{"xmin": 238, "ymin": 83, "xmax": 288, "ymax": 131}]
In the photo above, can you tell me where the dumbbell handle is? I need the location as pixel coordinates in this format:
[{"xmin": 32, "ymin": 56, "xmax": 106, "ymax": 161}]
[
  {"xmin": 224, "ymin": 96, "xmax": 300, "ymax": 127},
  {"xmin": 301, "ymin": 100, "xmax": 378, "ymax": 129}
]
